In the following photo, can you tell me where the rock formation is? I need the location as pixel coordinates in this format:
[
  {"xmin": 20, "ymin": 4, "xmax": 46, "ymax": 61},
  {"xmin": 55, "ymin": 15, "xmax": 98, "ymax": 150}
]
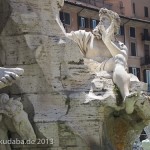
[{"xmin": 0, "ymin": 0, "xmax": 150, "ymax": 150}]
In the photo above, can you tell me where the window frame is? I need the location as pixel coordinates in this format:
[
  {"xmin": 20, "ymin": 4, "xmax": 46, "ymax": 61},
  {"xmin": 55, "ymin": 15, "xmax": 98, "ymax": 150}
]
[
  {"xmin": 144, "ymin": 6, "xmax": 149, "ymax": 17},
  {"xmin": 130, "ymin": 27, "xmax": 136, "ymax": 38},
  {"xmin": 92, "ymin": 19, "xmax": 97, "ymax": 29},
  {"xmin": 144, "ymin": 44, "xmax": 150, "ymax": 64},
  {"xmin": 78, "ymin": 16, "xmax": 89, "ymax": 28},
  {"xmin": 59, "ymin": 11, "xmax": 71, "ymax": 25},
  {"xmin": 81, "ymin": 17, "xmax": 85, "ymax": 28},
  {"xmin": 129, "ymin": 67, "xmax": 140, "ymax": 80},
  {"xmin": 133, "ymin": 3, "xmax": 135, "ymax": 14},
  {"xmin": 90, "ymin": 19, "xmax": 99, "ymax": 29},
  {"xmin": 64, "ymin": 12, "xmax": 70, "ymax": 25},
  {"xmin": 146, "ymin": 70, "xmax": 150, "ymax": 91},
  {"xmin": 130, "ymin": 42, "xmax": 136, "ymax": 56},
  {"xmin": 119, "ymin": 25, "xmax": 124, "ymax": 35}
]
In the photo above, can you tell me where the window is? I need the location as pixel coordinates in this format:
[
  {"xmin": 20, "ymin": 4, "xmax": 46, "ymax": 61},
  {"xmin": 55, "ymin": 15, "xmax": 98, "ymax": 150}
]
[
  {"xmin": 144, "ymin": 7, "xmax": 149, "ymax": 17},
  {"xmin": 59, "ymin": 12, "xmax": 70, "ymax": 25},
  {"xmin": 81, "ymin": 17, "xmax": 85, "ymax": 28},
  {"xmin": 130, "ymin": 27, "xmax": 135, "ymax": 37},
  {"xmin": 92, "ymin": 20, "xmax": 96, "ymax": 28},
  {"xmin": 129, "ymin": 67, "xmax": 140, "ymax": 80},
  {"xmin": 90, "ymin": 19, "xmax": 99, "ymax": 29},
  {"xmin": 146, "ymin": 70, "xmax": 150, "ymax": 90},
  {"xmin": 131, "ymin": 42, "xmax": 136, "ymax": 56},
  {"xmin": 119, "ymin": 25, "xmax": 124, "ymax": 35},
  {"xmin": 133, "ymin": 3, "xmax": 135, "ymax": 14},
  {"xmin": 144, "ymin": 44, "xmax": 150, "ymax": 64},
  {"xmin": 144, "ymin": 29, "xmax": 149, "ymax": 40},
  {"xmin": 144, "ymin": 44, "xmax": 149, "ymax": 56},
  {"xmin": 146, "ymin": 70, "xmax": 150, "ymax": 80},
  {"xmin": 78, "ymin": 16, "xmax": 89, "ymax": 28},
  {"xmin": 143, "ymin": 70, "xmax": 150, "ymax": 91}
]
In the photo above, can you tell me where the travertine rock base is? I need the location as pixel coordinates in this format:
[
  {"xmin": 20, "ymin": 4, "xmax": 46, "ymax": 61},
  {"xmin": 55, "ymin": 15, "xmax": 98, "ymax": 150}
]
[{"xmin": 0, "ymin": 0, "xmax": 150, "ymax": 150}]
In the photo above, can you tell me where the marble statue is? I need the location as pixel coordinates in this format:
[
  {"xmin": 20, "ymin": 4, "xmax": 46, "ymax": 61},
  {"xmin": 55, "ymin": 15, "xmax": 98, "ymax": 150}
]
[
  {"xmin": 2, "ymin": 0, "xmax": 150, "ymax": 149},
  {"xmin": 33, "ymin": 1, "xmax": 150, "ymax": 148},
  {"xmin": 0, "ymin": 67, "xmax": 24, "ymax": 89},
  {"xmin": 66, "ymin": 8, "xmax": 137, "ymax": 114},
  {"xmin": 0, "ymin": 93, "xmax": 36, "ymax": 150}
]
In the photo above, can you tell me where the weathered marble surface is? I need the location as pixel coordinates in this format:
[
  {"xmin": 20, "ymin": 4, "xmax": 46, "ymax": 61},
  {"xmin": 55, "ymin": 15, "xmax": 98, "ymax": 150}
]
[
  {"xmin": 0, "ymin": 0, "xmax": 150, "ymax": 150},
  {"xmin": 142, "ymin": 139, "xmax": 150, "ymax": 150},
  {"xmin": 0, "ymin": 93, "xmax": 36, "ymax": 150}
]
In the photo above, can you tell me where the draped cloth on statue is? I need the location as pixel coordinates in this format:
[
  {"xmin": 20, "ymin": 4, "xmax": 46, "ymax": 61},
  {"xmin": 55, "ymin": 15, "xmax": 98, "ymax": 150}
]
[{"xmin": 69, "ymin": 30, "xmax": 93, "ymax": 56}]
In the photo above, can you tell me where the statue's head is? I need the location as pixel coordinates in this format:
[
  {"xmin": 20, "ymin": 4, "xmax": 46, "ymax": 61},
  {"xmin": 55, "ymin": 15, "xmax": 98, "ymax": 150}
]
[
  {"xmin": 0, "ymin": 94, "xmax": 23, "ymax": 117},
  {"xmin": 93, "ymin": 8, "xmax": 121, "ymax": 39},
  {"xmin": 99, "ymin": 8, "xmax": 121, "ymax": 34}
]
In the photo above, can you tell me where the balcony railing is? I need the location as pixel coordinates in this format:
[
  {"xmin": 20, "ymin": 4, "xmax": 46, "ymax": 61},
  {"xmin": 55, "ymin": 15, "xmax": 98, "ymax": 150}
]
[
  {"xmin": 141, "ymin": 33, "xmax": 150, "ymax": 41},
  {"xmin": 141, "ymin": 56, "xmax": 150, "ymax": 65}
]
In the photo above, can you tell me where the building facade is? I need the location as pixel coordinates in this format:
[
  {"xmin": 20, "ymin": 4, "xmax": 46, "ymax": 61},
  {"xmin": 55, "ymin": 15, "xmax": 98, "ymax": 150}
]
[{"xmin": 60, "ymin": 0, "xmax": 150, "ymax": 90}]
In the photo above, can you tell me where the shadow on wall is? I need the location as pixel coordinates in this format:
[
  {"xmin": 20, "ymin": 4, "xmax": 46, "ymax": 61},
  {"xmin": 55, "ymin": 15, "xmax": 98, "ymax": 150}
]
[
  {"xmin": 0, "ymin": 0, "xmax": 12, "ymax": 34},
  {"xmin": 86, "ymin": 138, "xmax": 114, "ymax": 150}
]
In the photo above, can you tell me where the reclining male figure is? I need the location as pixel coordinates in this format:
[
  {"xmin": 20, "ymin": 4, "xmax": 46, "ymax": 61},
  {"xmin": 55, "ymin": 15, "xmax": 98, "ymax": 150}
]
[{"xmin": 66, "ymin": 8, "xmax": 138, "ymax": 114}]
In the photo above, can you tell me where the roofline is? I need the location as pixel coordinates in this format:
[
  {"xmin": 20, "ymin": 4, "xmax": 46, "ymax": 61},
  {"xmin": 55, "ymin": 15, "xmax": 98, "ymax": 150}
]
[
  {"xmin": 64, "ymin": 1, "xmax": 150, "ymax": 24},
  {"xmin": 120, "ymin": 15, "xmax": 150, "ymax": 24},
  {"xmin": 64, "ymin": 1, "xmax": 99, "ymax": 12}
]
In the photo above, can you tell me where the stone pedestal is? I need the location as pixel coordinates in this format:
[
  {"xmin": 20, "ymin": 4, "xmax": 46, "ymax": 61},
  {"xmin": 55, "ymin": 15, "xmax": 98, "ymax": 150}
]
[{"xmin": 0, "ymin": 1, "xmax": 150, "ymax": 150}]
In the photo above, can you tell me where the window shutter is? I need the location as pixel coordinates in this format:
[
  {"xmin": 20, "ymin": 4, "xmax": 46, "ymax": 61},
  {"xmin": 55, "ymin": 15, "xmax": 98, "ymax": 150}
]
[
  {"xmin": 85, "ymin": 18, "xmax": 89, "ymax": 28},
  {"xmin": 143, "ymin": 69, "xmax": 146, "ymax": 82},
  {"xmin": 131, "ymin": 42, "xmax": 136, "ymax": 56},
  {"xmin": 137, "ymin": 68, "xmax": 141, "ymax": 80},
  {"xmin": 120, "ymin": 26, "xmax": 124, "ymax": 35},
  {"xmin": 133, "ymin": 3, "xmax": 135, "ymax": 14},
  {"xmin": 144, "ymin": 29, "xmax": 149, "ymax": 40},
  {"xmin": 65, "ymin": 13, "xmax": 70, "ymax": 25},
  {"xmin": 130, "ymin": 27, "xmax": 135, "ymax": 37},
  {"xmin": 144, "ymin": 7, "xmax": 149, "ymax": 17},
  {"xmin": 90, "ymin": 19, "xmax": 93, "ymax": 29},
  {"xmin": 78, "ymin": 16, "xmax": 81, "ymax": 27},
  {"xmin": 129, "ymin": 67, "xmax": 132, "ymax": 73},
  {"xmin": 59, "ymin": 12, "xmax": 64, "ymax": 23}
]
